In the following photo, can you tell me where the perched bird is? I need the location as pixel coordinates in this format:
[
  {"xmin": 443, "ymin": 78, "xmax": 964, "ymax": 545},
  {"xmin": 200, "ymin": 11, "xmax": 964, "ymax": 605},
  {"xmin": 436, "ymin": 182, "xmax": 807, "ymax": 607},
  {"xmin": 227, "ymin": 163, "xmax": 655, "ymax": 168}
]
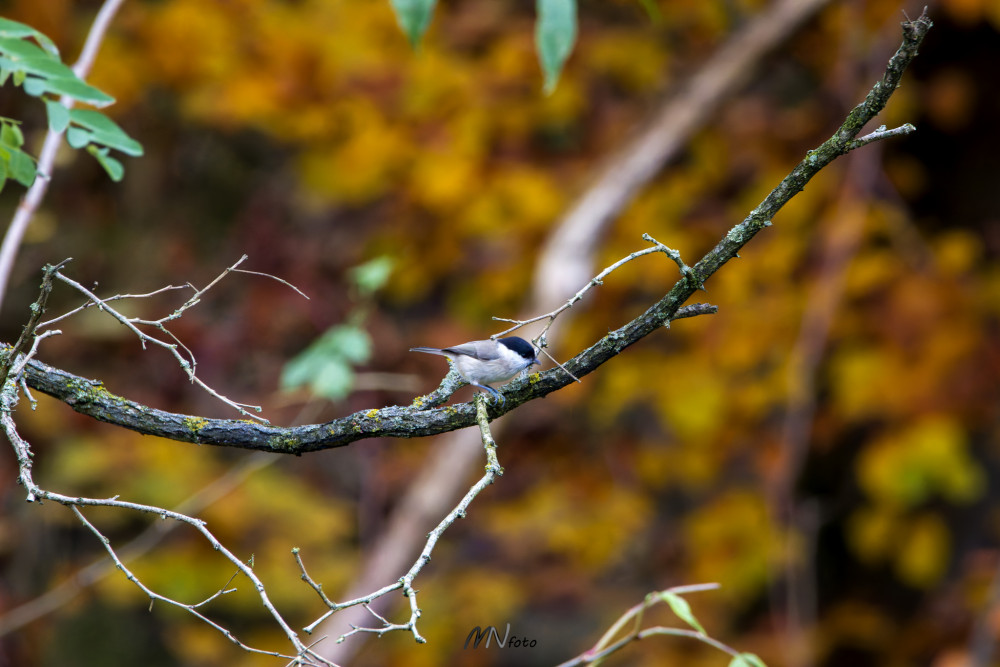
[{"xmin": 410, "ymin": 336, "xmax": 540, "ymax": 404}]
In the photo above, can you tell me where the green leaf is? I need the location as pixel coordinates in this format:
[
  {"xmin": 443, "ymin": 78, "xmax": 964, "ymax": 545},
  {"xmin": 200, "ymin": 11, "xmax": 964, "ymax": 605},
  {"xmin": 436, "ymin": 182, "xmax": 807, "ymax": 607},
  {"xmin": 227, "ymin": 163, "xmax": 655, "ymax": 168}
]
[
  {"xmin": 0, "ymin": 157, "xmax": 8, "ymax": 192},
  {"xmin": 0, "ymin": 17, "xmax": 59, "ymax": 55},
  {"xmin": 660, "ymin": 591, "xmax": 706, "ymax": 634},
  {"xmin": 349, "ymin": 256, "xmax": 394, "ymax": 295},
  {"xmin": 9, "ymin": 55, "xmax": 77, "ymax": 81},
  {"xmin": 66, "ymin": 126, "xmax": 91, "ymax": 149},
  {"xmin": 44, "ymin": 99, "xmax": 70, "ymax": 133},
  {"xmin": 21, "ymin": 75, "xmax": 45, "ymax": 96},
  {"xmin": 0, "ymin": 121, "xmax": 24, "ymax": 148},
  {"xmin": 7, "ymin": 147, "xmax": 36, "ymax": 186},
  {"xmin": 0, "ymin": 34, "xmax": 53, "ymax": 61},
  {"xmin": 279, "ymin": 353, "xmax": 316, "ymax": 390},
  {"xmin": 69, "ymin": 109, "xmax": 143, "ymax": 156},
  {"xmin": 318, "ymin": 326, "xmax": 372, "ymax": 364},
  {"xmin": 88, "ymin": 146, "xmax": 124, "ymax": 182},
  {"xmin": 535, "ymin": 0, "xmax": 577, "ymax": 94},
  {"xmin": 729, "ymin": 653, "xmax": 767, "ymax": 667},
  {"xmin": 0, "ymin": 31, "xmax": 113, "ymax": 106},
  {"xmin": 311, "ymin": 360, "xmax": 355, "ymax": 400},
  {"xmin": 31, "ymin": 75, "xmax": 114, "ymax": 106},
  {"xmin": 390, "ymin": 0, "xmax": 437, "ymax": 47},
  {"xmin": 280, "ymin": 325, "xmax": 371, "ymax": 396},
  {"xmin": 637, "ymin": 0, "xmax": 662, "ymax": 24}
]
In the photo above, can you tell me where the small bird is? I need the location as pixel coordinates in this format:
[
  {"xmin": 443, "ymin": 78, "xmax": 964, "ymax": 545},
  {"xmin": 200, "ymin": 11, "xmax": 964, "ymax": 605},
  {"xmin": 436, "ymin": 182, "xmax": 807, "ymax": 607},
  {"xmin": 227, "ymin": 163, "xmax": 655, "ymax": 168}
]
[{"xmin": 410, "ymin": 336, "xmax": 541, "ymax": 404}]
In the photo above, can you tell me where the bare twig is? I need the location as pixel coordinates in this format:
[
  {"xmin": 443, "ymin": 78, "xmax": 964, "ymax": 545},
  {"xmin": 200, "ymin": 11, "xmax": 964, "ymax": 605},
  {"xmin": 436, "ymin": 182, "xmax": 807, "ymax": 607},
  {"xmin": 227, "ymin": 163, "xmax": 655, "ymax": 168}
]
[
  {"xmin": 300, "ymin": 393, "xmax": 504, "ymax": 644},
  {"xmin": 45, "ymin": 257, "xmax": 274, "ymax": 420},
  {"xmin": 493, "ymin": 233, "xmax": 700, "ymax": 342},
  {"xmin": 0, "ymin": 261, "xmax": 67, "ymax": 386},
  {"xmin": 0, "ymin": 402, "xmax": 332, "ymax": 666},
  {"xmin": 38, "ymin": 283, "xmax": 189, "ymax": 329},
  {"xmin": 234, "ymin": 268, "xmax": 312, "ymax": 300},
  {"xmin": 0, "ymin": 450, "xmax": 276, "ymax": 636},
  {"xmin": 71, "ymin": 507, "xmax": 308, "ymax": 663},
  {"xmin": 845, "ymin": 123, "xmax": 916, "ymax": 151}
]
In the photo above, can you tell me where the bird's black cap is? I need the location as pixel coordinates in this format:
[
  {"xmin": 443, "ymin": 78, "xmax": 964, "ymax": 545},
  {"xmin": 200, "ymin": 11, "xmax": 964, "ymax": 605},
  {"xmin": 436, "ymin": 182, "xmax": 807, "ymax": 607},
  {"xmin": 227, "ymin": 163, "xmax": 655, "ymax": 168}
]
[{"xmin": 498, "ymin": 336, "xmax": 539, "ymax": 362}]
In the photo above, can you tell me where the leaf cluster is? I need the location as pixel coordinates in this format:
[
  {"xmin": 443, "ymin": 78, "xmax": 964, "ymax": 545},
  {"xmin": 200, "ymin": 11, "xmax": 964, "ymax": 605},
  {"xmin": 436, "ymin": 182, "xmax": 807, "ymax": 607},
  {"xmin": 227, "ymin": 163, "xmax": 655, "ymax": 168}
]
[{"xmin": 0, "ymin": 16, "xmax": 142, "ymax": 186}]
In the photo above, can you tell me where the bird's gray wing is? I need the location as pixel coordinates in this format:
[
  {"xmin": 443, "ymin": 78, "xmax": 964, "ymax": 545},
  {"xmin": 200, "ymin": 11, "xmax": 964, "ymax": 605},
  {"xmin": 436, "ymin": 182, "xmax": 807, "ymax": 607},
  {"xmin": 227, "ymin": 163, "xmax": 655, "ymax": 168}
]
[{"xmin": 442, "ymin": 340, "xmax": 500, "ymax": 361}]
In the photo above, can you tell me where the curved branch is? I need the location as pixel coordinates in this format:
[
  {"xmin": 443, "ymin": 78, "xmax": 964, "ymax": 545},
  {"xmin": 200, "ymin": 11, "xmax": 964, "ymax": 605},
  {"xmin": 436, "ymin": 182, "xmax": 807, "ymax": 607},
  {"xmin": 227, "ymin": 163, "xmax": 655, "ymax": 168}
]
[
  {"xmin": 12, "ymin": 301, "xmax": 715, "ymax": 452},
  {"xmin": 9, "ymin": 10, "xmax": 931, "ymax": 455}
]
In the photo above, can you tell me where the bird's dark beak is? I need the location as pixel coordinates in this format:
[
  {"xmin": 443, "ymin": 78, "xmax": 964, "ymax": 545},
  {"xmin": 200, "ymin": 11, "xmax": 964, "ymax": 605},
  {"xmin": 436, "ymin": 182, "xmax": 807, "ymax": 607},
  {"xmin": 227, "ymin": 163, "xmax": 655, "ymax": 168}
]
[{"xmin": 532, "ymin": 357, "xmax": 541, "ymax": 366}]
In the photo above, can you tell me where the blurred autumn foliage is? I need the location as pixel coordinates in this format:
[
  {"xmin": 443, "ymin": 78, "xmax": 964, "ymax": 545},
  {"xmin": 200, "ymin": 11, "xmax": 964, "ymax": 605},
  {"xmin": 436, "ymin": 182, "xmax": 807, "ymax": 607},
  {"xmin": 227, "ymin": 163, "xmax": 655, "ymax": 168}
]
[{"xmin": 0, "ymin": 0, "xmax": 999, "ymax": 666}]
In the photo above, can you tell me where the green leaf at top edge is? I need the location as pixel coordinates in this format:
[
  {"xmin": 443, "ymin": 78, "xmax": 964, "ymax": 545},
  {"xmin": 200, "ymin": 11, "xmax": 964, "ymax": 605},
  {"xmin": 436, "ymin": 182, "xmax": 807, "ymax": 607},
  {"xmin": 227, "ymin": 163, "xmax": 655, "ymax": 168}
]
[
  {"xmin": 535, "ymin": 0, "xmax": 577, "ymax": 94},
  {"xmin": 390, "ymin": 0, "xmax": 438, "ymax": 47}
]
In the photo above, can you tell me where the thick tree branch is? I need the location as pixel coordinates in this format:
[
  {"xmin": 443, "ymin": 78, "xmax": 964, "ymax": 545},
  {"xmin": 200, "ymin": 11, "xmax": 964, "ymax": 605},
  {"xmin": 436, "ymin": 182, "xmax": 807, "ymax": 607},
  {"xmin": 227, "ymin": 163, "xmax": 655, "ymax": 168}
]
[
  {"xmin": 5, "ymin": 10, "xmax": 932, "ymax": 455},
  {"xmin": 10, "ymin": 303, "xmax": 715, "ymax": 452}
]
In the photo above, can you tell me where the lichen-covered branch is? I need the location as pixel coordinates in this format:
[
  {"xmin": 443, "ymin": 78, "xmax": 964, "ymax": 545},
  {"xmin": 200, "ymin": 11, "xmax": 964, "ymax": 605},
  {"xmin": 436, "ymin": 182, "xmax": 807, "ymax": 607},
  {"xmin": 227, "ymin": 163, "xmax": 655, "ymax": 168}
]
[{"xmin": 3, "ymin": 11, "xmax": 932, "ymax": 455}]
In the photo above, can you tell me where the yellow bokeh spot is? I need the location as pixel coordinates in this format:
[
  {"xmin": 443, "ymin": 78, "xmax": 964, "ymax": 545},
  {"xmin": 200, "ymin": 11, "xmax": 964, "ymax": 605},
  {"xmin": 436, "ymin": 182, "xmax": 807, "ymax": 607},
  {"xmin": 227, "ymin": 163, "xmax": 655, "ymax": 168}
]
[
  {"xmin": 847, "ymin": 504, "xmax": 899, "ymax": 564},
  {"xmin": 659, "ymin": 367, "xmax": 728, "ymax": 441},
  {"xmin": 896, "ymin": 513, "xmax": 949, "ymax": 587},
  {"xmin": 856, "ymin": 415, "xmax": 984, "ymax": 507},
  {"xmin": 934, "ymin": 229, "xmax": 982, "ymax": 276}
]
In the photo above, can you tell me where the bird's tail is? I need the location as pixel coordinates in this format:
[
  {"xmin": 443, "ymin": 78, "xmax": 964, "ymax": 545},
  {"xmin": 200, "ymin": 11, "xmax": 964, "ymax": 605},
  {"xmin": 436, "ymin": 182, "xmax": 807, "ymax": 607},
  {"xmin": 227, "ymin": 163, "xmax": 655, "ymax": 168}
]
[{"xmin": 409, "ymin": 347, "xmax": 446, "ymax": 356}]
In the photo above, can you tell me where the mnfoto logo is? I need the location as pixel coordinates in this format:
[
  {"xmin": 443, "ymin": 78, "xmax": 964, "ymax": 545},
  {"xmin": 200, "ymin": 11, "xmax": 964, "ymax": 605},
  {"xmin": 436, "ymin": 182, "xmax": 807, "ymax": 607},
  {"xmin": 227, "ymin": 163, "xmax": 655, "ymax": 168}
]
[{"xmin": 464, "ymin": 624, "xmax": 537, "ymax": 649}]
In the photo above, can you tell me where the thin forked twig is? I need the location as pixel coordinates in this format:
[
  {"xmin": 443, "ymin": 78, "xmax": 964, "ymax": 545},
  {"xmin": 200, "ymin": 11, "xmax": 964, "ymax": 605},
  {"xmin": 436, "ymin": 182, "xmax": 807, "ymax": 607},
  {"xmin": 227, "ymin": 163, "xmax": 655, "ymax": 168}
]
[
  {"xmin": 556, "ymin": 584, "xmax": 756, "ymax": 667},
  {"xmin": 0, "ymin": 404, "xmax": 332, "ymax": 666},
  {"xmin": 299, "ymin": 393, "xmax": 503, "ymax": 644},
  {"xmin": 493, "ymin": 233, "xmax": 699, "ymax": 341},
  {"xmin": 32, "ymin": 255, "xmax": 308, "ymax": 421}
]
